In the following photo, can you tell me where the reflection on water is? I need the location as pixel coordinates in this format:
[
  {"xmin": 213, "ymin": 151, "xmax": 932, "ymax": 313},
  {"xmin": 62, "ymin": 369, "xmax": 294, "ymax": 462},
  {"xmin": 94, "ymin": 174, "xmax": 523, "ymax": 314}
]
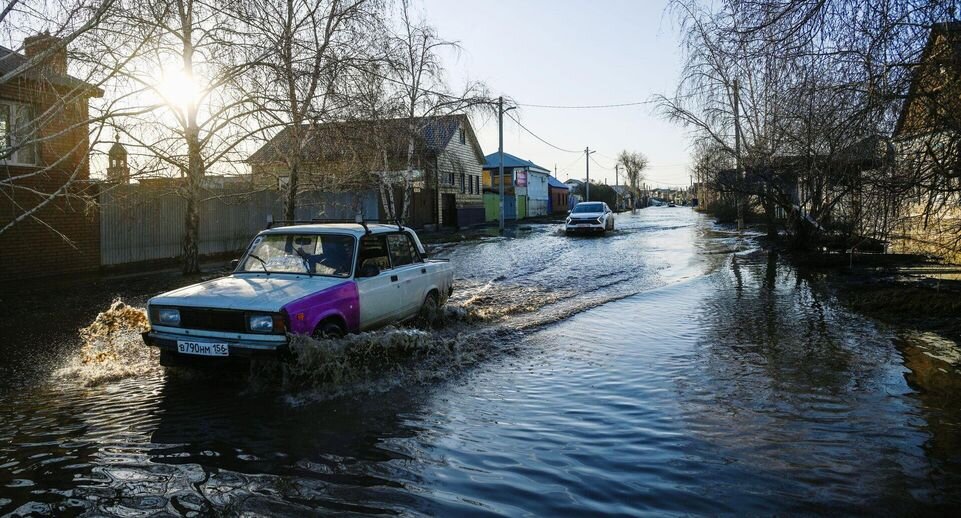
[{"xmin": 1, "ymin": 209, "xmax": 960, "ymax": 514}]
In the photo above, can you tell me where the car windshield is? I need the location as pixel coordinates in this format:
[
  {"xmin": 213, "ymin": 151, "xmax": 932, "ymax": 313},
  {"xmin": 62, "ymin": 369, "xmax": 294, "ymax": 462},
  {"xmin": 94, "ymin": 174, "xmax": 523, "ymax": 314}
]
[
  {"xmin": 572, "ymin": 203, "xmax": 604, "ymax": 213},
  {"xmin": 239, "ymin": 233, "xmax": 354, "ymax": 277}
]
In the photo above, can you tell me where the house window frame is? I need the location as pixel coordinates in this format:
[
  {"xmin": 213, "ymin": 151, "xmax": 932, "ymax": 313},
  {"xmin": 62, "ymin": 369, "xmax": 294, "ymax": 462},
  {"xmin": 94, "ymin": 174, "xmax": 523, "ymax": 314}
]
[
  {"xmin": 0, "ymin": 100, "xmax": 38, "ymax": 166},
  {"xmin": 458, "ymin": 128, "xmax": 466, "ymax": 145}
]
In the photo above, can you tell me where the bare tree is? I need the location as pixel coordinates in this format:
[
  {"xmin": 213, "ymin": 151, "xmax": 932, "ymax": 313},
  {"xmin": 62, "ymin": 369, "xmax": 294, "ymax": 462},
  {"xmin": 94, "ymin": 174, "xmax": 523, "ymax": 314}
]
[
  {"xmin": 114, "ymin": 0, "xmax": 258, "ymax": 273},
  {"xmin": 659, "ymin": 0, "xmax": 956, "ymax": 250},
  {"xmin": 616, "ymin": 150, "xmax": 648, "ymax": 214},
  {"xmin": 0, "ymin": 0, "xmax": 126, "ymax": 241},
  {"xmin": 381, "ymin": 0, "xmax": 488, "ymax": 223},
  {"xmin": 241, "ymin": 0, "xmax": 378, "ymax": 222}
]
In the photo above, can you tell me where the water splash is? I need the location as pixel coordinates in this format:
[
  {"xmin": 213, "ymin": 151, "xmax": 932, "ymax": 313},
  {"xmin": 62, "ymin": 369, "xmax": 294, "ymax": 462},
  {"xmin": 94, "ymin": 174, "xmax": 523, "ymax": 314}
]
[{"xmin": 55, "ymin": 299, "xmax": 158, "ymax": 386}]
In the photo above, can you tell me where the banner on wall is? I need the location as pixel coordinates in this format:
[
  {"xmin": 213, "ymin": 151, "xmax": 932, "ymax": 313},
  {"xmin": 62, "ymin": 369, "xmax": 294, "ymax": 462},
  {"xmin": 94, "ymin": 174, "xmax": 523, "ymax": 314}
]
[{"xmin": 515, "ymin": 170, "xmax": 528, "ymax": 187}]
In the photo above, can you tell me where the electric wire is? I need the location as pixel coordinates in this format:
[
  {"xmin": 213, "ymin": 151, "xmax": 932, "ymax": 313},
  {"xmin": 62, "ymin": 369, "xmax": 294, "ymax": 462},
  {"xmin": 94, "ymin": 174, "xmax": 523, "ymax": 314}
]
[
  {"xmin": 506, "ymin": 112, "xmax": 581, "ymax": 154},
  {"xmin": 515, "ymin": 100, "xmax": 651, "ymax": 109}
]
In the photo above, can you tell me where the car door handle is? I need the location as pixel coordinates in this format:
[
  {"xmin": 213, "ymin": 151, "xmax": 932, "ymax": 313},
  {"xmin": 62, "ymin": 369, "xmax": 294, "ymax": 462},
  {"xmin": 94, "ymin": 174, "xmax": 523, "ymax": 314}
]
[{"xmin": 390, "ymin": 275, "xmax": 399, "ymax": 282}]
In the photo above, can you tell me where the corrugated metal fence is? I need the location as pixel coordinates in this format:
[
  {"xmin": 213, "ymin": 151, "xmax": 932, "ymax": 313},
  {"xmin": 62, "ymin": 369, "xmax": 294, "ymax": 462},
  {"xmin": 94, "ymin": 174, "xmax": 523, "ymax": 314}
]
[{"xmin": 100, "ymin": 186, "xmax": 378, "ymax": 266}]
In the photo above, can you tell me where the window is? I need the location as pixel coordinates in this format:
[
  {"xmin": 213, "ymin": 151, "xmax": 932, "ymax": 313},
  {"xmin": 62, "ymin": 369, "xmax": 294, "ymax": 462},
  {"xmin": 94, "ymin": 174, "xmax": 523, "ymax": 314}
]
[
  {"xmin": 447, "ymin": 172, "xmax": 455, "ymax": 185},
  {"xmin": 387, "ymin": 233, "xmax": 420, "ymax": 266},
  {"xmin": 357, "ymin": 234, "xmax": 391, "ymax": 272},
  {"xmin": 459, "ymin": 173, "xmax": 466, "ymax": 193},
  {"xmin": 0, "ymin": 101, "xmax": 37, "ymax": 165},
  {"xmin": 458, "ymin": 128, "xmax": 466, "ymax": 144},
  {"xmin": 240, "ymin": 233, "xmax": 354, "ymax": 277}
]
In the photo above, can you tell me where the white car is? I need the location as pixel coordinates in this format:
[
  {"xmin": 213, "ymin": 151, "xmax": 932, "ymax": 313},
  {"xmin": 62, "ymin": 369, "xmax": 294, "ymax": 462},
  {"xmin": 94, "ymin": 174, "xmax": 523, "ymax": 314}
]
[
  {"xmin": 142, "ymin": 223, "xmax": 454, "ymax": 365},
  {"xmin": 565, "ymin": 202, "xmax": 614, "ymax": 234}
]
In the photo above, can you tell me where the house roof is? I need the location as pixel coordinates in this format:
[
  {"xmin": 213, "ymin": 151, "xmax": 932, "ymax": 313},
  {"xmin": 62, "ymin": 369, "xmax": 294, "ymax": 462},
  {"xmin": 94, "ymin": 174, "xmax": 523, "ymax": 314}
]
[
  {"xmin": 248, "ymin": 114, "xmax": 485, "ymax": 165},
  {"xmin": 0, "ymin": 45, "xmax": 102, "ymax": 96},
  {"xmin": 482, "ymin": 152, "xmax": 551, "ymax": 173},
  {"xmin": 894, "ymin": 22, "xmax": 961, "ymax": 137},
  {"xmin": 548, "ymin": 176, "xmax": 569, "ymax": 189}
]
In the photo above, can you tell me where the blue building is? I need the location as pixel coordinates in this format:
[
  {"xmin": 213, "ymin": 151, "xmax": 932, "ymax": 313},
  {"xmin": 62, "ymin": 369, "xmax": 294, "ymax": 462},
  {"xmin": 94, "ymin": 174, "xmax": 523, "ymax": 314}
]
[{"xmin": 482, "ymin": 152, "xmax": 551, "ymax": 219}]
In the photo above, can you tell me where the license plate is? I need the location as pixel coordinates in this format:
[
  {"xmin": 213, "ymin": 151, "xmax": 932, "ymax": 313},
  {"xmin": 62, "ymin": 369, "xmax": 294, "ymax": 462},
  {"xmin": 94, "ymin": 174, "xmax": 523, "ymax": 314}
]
[{"xmin": 177, "ymin": 341, "xmax": 229, "ymax": 357}]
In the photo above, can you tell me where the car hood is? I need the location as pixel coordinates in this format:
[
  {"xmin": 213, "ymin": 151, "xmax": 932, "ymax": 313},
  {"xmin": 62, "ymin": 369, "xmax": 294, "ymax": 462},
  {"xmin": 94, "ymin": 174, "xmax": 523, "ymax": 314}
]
[{"xmin": 149, "ymin": 274, "xmax": 350, "ymax": 312}]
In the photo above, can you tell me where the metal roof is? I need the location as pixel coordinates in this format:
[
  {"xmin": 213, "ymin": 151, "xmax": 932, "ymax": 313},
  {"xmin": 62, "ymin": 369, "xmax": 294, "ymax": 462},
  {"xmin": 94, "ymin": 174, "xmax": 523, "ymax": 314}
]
[
  {"xmin": 248, "ymin": 114, "xmax": 484, "ymax": 165},
  {"xmin": 482, "ymin": 152, "xmax": 551, "ymax": 174},
  {"xmin": 548, "ymin": 176, "xmax": 569, "ymax": 189}
]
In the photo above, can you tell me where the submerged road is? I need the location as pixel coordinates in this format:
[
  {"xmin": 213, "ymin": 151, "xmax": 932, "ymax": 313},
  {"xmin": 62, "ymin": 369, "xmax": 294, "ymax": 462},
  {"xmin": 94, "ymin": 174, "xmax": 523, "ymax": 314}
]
[{"xmin": 1, "ymin": 208, "xmax": 960, "ymax": 515}]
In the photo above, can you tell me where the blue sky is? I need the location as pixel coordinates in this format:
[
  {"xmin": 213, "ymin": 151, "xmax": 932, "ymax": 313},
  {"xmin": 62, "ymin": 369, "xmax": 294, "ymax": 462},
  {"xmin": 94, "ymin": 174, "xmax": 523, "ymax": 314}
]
[{"xmin": 421, "ymin": 0, "xmax": 692, "ymax": 187}]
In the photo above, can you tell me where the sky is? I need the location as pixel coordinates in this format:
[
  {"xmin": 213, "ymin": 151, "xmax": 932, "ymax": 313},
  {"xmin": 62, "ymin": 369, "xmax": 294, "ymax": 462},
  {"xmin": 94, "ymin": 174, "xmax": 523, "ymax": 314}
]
[{"xmin": 421, "ymin": 0, "xmax": 693, "ymax": 188}]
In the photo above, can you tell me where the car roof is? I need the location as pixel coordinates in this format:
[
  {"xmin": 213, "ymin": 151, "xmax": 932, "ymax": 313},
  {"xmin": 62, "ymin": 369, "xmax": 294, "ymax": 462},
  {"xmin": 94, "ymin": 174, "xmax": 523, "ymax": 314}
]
[{"xmin": 261, "ymin": 223, "xmax": 413, "ymax": 237}]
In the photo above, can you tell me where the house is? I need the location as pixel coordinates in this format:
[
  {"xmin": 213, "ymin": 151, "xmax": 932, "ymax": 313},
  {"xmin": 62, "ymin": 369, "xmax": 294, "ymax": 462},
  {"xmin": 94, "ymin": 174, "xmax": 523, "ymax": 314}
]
[
  {"xmin": 611, "ymin": 185, "xmax": 633, "ymax": 211},
  {"xmin": 892, "ymin": 21, "xmax": 961, "ymax": 259},
  {"xmin": 248, "ymin": 114, "xmax": 485, "ymax": 228},
  {"xmin": 548, "ymin": 176, "xmax": 570, "ymax": 214},
  {"xmin": 0, "ymin": 33, "xmax": 104, "ymax": 282},
  {"xmin": 482, "ymin": 152, "xmax": 551, "ymax": 220}
]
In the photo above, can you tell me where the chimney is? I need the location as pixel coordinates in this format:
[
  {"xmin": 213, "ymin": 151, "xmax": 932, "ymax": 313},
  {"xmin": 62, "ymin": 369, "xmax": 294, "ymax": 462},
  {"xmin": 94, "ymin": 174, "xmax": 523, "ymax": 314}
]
[{"xmin": 24, "ymin": 31, "xmax": 67, "ymax": 76}]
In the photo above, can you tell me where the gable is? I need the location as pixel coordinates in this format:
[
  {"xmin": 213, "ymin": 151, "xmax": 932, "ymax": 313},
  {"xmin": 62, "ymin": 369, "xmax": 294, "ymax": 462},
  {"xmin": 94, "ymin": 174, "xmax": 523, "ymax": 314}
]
[
  {"xmin": 440, "ymin": 115, "xmax": 485, "ymax": 164},
  {"xmin": 895, "ymin": 23, "xmax": 961, "ymax": 138}
]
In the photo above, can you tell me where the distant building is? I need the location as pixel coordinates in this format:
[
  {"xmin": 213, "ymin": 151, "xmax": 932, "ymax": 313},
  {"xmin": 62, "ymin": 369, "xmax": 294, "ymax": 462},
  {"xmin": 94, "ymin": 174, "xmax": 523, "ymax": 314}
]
[
  {"xmin": 106, "ymin": 140, "xmax": 129, "ymax": 184},
  {"xmin": 548, "ymin": 176, "xmax": 571, "ymax": 214}
]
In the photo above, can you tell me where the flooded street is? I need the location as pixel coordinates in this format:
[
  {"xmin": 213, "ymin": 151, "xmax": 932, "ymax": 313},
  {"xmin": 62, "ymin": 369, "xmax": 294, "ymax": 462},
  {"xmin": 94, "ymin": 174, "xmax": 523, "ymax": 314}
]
[{"xmin": 2, "ymin": 208, "xmax": 960, "ymax": 515}]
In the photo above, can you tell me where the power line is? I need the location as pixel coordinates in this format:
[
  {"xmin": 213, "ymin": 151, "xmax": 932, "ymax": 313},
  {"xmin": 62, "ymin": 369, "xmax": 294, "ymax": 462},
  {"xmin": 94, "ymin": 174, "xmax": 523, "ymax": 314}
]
[
  {"xmin": 516, "ymin": 100, "xmax": 651, "ymax": 109},
  {"xmin": 506, "ymin": 113, "xmax": 581, "ymax": 154},
  {"xmin": 590, "ymin": 154, "xmax": 615, "ymax": 170}
]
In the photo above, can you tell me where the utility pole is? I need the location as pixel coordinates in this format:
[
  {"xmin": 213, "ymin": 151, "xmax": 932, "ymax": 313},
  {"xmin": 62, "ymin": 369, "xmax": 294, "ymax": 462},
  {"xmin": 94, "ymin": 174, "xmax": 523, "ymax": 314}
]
[
  {"xmin": 498, "ymin": 96, "xmax": 505, "ymax": 232},
  {"xmin": 733, "ymin": 79, "xmax": 744, "ymax": 231},
  {"xmin": 585, "ymin": 147, "xmax": 595, "ymax": 201},
  {"xmin": 497, "ymin": 96, "xmax": 516, "ymax": 232},
  {"xmin": 615, "ymin": 163, "xmax": 619, "ymax": 211}
]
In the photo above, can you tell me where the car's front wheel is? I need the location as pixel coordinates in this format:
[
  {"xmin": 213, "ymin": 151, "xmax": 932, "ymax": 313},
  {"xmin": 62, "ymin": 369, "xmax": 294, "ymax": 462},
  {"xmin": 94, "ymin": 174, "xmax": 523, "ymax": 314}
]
[{"xmin": 313, "ymin": 319, "xmax": 346, "ymax": 339}]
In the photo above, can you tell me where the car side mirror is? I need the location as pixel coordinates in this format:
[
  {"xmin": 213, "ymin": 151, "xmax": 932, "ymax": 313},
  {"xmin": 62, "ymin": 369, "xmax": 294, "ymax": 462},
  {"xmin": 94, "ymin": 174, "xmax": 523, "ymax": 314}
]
[
  {"xmin": 359, "ymin": 263, "xmax": 381, "ymax": 278},
  {"xmin": 229, "ymin": 259, "xmax": 239, "ymax": 270}
]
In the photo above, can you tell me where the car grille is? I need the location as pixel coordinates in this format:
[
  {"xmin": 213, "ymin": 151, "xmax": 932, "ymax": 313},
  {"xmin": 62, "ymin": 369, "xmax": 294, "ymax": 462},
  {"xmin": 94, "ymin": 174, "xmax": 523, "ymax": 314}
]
[
  {"xmin": 571, "ymin": 217, "xmax": 598, "ymax": 223},
  {"xmin": 179, "ymin": 308, "xmax": 247, "ymax": 333}
]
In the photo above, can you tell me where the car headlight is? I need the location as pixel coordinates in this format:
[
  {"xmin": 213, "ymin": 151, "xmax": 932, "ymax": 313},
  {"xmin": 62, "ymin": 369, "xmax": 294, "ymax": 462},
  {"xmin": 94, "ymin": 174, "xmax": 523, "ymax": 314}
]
[
  {"xmin": 248, "ymin": 314, "xmax": 274, "ymax": 333},
  {"xmin": 595, "ymin": 217, "xmax": 602, "ymax": 224},
  {"xmin": 157, "ymin": 308, "xmax": 181, "ymax": 326}
]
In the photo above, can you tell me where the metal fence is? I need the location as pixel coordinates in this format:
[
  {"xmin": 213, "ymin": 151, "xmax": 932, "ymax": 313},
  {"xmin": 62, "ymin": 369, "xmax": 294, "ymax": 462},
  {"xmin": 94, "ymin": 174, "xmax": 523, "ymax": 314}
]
[{"xmin": 99, "ymin": 186, "xmax": 378, "ymax": 266}]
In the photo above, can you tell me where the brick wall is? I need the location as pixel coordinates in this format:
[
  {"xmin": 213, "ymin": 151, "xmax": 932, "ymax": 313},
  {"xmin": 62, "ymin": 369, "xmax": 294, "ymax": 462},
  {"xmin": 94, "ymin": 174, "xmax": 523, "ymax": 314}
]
[
  {"xmin": 0, "ymin": 175, "xmax": 100, "ymax": 283},
  {"xmin": 1, "ymin": 72, "xmax": 99, "ymax": 283}
]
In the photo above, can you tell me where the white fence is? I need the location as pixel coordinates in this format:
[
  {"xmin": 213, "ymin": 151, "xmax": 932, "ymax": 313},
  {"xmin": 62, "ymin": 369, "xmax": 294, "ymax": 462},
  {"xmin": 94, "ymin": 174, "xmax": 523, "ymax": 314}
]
[{"xmin": 99, "ymin": 186, "xmax": 378, "ymax": 266}]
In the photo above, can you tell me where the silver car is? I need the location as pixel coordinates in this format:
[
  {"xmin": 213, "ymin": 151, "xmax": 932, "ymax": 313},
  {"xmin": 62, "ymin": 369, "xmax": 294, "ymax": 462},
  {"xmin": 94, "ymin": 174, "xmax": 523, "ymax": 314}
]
[{"xmin": 565, "ymin": 202, "xmax": 614, "ymax": 234}]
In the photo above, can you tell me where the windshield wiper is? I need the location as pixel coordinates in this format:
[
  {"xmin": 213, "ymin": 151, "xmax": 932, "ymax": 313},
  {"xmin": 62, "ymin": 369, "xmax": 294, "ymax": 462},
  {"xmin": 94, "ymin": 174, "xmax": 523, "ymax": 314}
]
[{"xmin": 247, "ymin": 253, "xmax": 269, "ymax": 274}]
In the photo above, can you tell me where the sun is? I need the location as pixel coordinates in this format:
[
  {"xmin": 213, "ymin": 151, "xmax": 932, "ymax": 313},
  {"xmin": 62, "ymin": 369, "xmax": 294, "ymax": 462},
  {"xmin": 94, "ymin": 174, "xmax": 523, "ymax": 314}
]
[{"xmin": 155, "ymin": 67, "xmax": 205, "ymax": 113}]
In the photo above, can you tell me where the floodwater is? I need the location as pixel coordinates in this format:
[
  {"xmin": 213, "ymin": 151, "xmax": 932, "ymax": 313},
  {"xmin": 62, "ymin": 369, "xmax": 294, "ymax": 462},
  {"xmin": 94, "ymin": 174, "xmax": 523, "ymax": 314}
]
[{"xmin": 2, "ymin": 208, "xmax": 961, "ymax": 515}]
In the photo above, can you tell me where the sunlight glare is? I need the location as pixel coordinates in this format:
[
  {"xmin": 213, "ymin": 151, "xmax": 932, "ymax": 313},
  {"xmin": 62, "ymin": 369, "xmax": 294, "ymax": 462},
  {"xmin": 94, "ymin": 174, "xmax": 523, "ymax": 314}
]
[{"xmin": 155, "ymin": 68, "xmax": 204, "ymax": 113}]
